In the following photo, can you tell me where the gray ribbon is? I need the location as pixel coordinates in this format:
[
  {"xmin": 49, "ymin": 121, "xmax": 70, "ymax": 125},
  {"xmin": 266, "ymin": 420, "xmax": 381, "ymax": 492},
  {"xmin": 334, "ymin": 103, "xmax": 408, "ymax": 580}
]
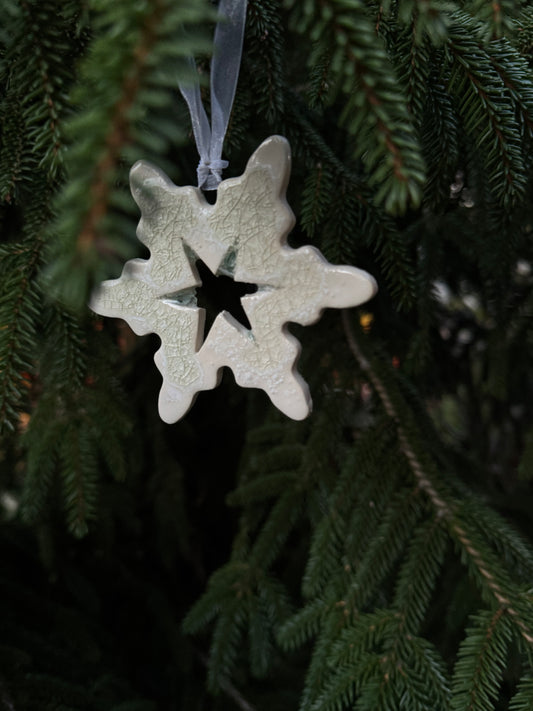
[{"xmin": 179, "ymin": 0, "xmax": 248, "ymax": 191}]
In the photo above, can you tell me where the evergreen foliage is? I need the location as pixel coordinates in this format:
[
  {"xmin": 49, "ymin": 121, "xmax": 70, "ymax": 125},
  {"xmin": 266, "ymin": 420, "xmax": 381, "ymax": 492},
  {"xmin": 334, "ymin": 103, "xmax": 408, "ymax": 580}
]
[{"xmin": 1, "ymin": 0, "xmax": 533, "ymax": 709}]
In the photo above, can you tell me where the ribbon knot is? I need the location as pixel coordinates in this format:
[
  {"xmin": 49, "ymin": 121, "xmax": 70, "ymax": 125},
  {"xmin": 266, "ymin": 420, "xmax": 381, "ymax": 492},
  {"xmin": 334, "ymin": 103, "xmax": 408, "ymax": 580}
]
[
  {"xmin": 179, "ymin": 0, "xmax": 247, "ymax": 192},
  {"xmin": 197, "ymin": 158, "xmax": 230, "ymax": 191}
]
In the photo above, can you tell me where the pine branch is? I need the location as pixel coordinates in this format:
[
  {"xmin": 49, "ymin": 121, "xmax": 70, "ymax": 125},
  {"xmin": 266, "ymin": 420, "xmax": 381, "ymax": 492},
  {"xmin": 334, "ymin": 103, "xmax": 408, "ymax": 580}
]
[
  {"xmin": 393, "ymin": 0, "xmax": 452, "ymax": 44},
  {"xmin": 394, "ymin": 26, "xmax": 432, "ymax": 123},
  {"xmin": 46, "ymin": 0, "xmax": 214, "ymax": 311},
  {"xmin": 198, "ymin": 652, "xmax": 258, "ymax": 711},
  {"xmin": 284, "ymin": 97, "xmax": 417, "ymax": 309},
  {"xmin": 420, "ymin": 76, "xmax": 459, "ymax": 206},
  {"xmin": 302, "ymin": 420, "xmax": 400, "ymax": 599},
  {"xmin": 208, "ymin": 594, "xmax": 250, "ymax": 688},
  {"xmin": 459, "ymin": 496, "xmax": 533, "ymax": 580},
  {"xmin": 451, "ymin": 608, "xmax": 515, "ymax": 711},
  {"xmin": 20, "ymin": 312, "xmax": 131, "ymax": 535},
  {"xmin": 516, "ymin": 6, "xmax": 533, "ymax": 60},
  {"xmin": 248, "ymin": 490, "xmax": 303, "ymax": 570},
  {"xmin": 446, "ymin": 13, "xmax": 528, "ymax": 204},
  {"xmin": 298, "ymin": 603, "xmax": 357, "ymax": 711},
  {"xmin": 75, "ymin": 5, "xmax": 163, "ymax": 256},
  {"xmin": 227, "ymin": 471, "xmax": 298, "ymax": 506},
  {"xmin": 184, "ymin": 559, "xmax": 290, "ymax": 689},
  {"xmin": 313, "ymin": 609, "xmax": 451, "ymax": 711},
  {"xmin": 307, "ymin": 51, "xmax": 334, "ymax": 109},
  {"xmin": 284, "ymin": 0, "xmax": 425, "ymax": 213},
  {"xmin": 245, "ymin": 0, "xmax": 285, "ymax": 122},
  {"xmin": 393, "ymin": 517, "xmax": 448, "ymax": 632},
  {"xmin": 489, "ymin": 38, "xmax": 533, "ymax": 140},
  {"xmin": 308, "ymin": 660, "xmax": 360, "ymax": 711},
  {"xmin": 276, "ymin": 598, "xmax": 327, "ymax": 652},
  {"xmin": 328, "ymin": 610, "xmax": 398, "ymax": 668},
  {"xmin": 509, "ymin": 674, "xmax": 533, "ymax": 710},
  {"xmin": 343, "ymin": 445, "xmax": 403, "ymax": 569},
  {"xmin": 59, "ymin": 424, "xmax": 98, "ymax": 537},
  {"xmin": 341, "ymin": 310, "xmax": 533, "ymax": 646},
  {"xmin": 0, "ymin": 100, "xmax": 36, "ymax": 203},
  {"xmin": 465, "ymin": 0, "xmax": 518, "ymax": 41},
  {"xmin": 348, "ymin": 487, "xmax": 425, "ymax": 610},
  {"xmin": 18, "ymin": 4, "xmax": 64, "ymax": 173},
  {"xmin": 0, "ymin": 205, "xmax": 46, "ymax": 432},
  {"xmin": 0, "ymin": 1, "xmax": 84, "ymax": 188}
]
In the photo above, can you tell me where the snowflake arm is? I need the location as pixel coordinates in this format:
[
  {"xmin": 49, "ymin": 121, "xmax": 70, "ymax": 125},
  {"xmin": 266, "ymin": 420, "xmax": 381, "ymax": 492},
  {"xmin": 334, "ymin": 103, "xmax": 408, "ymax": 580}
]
[{"xmin": 198, "ymin": 137, "xmax": 377, "ymax": 420}]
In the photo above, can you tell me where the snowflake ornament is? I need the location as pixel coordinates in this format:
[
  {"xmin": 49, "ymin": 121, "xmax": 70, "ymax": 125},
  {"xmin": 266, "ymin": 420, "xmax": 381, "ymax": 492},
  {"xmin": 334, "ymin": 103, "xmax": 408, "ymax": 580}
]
[{"xmin": 90, "ymin": 136, "xmax": 377, "ymax": 422}]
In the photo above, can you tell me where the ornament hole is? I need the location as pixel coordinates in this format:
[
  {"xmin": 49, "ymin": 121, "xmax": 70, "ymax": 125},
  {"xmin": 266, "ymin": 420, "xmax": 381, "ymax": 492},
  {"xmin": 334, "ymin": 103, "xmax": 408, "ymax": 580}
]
[{"xmin": 195, "ymin": 259, "xmax": 257, "ymax": 334}]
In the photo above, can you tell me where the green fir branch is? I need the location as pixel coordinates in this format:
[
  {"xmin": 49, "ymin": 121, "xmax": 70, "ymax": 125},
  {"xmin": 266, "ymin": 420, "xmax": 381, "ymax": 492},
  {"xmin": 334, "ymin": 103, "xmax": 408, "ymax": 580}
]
[
  {"xmin": 0, "ymin": 98, "xmax": 38, "ymax": 203},
  {"xmin": 420, "ymin": 76, "xmax": 460, "ymax": 206},
  {"xmin": 298, "ymin": 603, "xmax": 357, "ymax": 711},
  {"xmin": 341, "ymin": 311, "xmax": 533, "ymax": 647},
  {"xmin": 20, "ymin": 315, "xmax": 131, "ymax": 535},
  {"xmin": 302, "ymin": 420, "xmax": 400, "ymax": 599},
  {"xmin": 45, "ymin": 0, "xmax": 214, "ymax": 312},
  {"xmin": 446, "ymin": 13, "xmax": 528, "ymax": 204},
  {"xmin": 451, "ymin": 608, "xmax": 515, "ymax": 711},
  {"xmin": 245, "ymin": 0, "xmax": 285, "ymax": 122},
  {"xmin": 184, "ymin": 561, "xmax": 289, "ymax": 689},
  {"xmin": 509, "ymin": 674, "xmax": 533, "ymax": 710},
  {"xmin": 393, "ymin": 0, "xmax": 453, "ymax": 45},
  {"xmin": 459, "ymin": 496, "xmax": 533, "ymax": 581},
  {"xmin": 284, "ymin": 98, "xmax": 417, "ymax": 308},
  {"xmin": 315, "ymin": 611, "xmax": 451, "ymax": 710},
  {"xmin": 0, "ymin": 0, "xmax": 86, "ymax": 196},
  {"xmin": 349, "ymin": 487, "xmax": 425, "ymax": 609},
  {"xmin": 328, "ymin": 610, "xmax": 398, "ymax": 668},
  {"xmin": 182, "ymin": 565, "xmax": 238, "ymax": 635},
  {"xmin": 394, "ymin": 27, "xmax": 433, "ymax": 123},
  {"xmin": 227, "ymin": 470, "xmax": 298, "ymax": 506},
  {"xmin": 284, "ymin": 0, "xmax": 426, "ymax": 213},
  {"xmin": 516, "ymin": 6, "xmax": 533, "ymax": 61},
  {"xmin": 392, "ymin": 517, "xmax": 448, "ymax": 632},
  {"xmin": 489, "ymin": 38, "xmax": 533, "ymax": 141},
  {"xmin": 307, "ymin": 51, "xmax": 334, "ymax": 109},
  {"xmin": 465, "ymin": 0, "xmax": 519, "ymax": 41},
  {"xmin": 207, "ymin": 596, "xmax": 250, "ymax": 690},
  {"xmin": 276, "ymin": 597, "xmax": 328, "ymax": 652},
  {"xmin": 248, "ymin": 490, "xmax": 303, "ymax": 570},
  {"xmin": 0, "ymin": 211, "xmax": 46, "ymax": 432}
]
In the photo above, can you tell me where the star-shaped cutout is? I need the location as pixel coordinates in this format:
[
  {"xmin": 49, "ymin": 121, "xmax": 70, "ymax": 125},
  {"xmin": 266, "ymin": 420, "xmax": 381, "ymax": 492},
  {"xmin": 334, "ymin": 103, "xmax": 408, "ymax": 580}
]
[{"xmin": 90, "ymin": 136, "xmax": 377, "ymax": 422}]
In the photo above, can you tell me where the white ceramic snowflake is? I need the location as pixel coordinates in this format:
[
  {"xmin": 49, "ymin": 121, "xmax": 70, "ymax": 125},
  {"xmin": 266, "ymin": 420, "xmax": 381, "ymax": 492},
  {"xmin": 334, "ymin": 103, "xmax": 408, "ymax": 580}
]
[{"xmin": 90, "ymin": 136, "xmax": 377, "ymax": 422}]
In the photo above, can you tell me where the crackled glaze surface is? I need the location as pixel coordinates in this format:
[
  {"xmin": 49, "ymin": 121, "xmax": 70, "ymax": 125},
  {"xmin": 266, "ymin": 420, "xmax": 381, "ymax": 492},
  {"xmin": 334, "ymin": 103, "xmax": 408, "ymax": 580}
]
[{"xmin": 90, "ymin": 135, "xmax": 377, "ymax": 422}]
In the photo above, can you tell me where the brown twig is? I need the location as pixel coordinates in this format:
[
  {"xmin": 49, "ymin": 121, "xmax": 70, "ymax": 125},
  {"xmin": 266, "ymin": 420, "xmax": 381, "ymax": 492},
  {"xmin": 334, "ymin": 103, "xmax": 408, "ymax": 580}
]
[{"xmin": 77, "ymin": 2, "xmax": 163, "ymax": 253}]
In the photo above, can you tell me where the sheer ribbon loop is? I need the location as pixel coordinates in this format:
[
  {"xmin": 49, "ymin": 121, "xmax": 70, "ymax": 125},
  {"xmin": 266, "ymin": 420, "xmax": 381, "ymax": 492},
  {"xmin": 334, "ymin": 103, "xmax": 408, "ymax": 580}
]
[{"xmin": 179, "ymin": 0, "xmax": 247, "ymax": 191}]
